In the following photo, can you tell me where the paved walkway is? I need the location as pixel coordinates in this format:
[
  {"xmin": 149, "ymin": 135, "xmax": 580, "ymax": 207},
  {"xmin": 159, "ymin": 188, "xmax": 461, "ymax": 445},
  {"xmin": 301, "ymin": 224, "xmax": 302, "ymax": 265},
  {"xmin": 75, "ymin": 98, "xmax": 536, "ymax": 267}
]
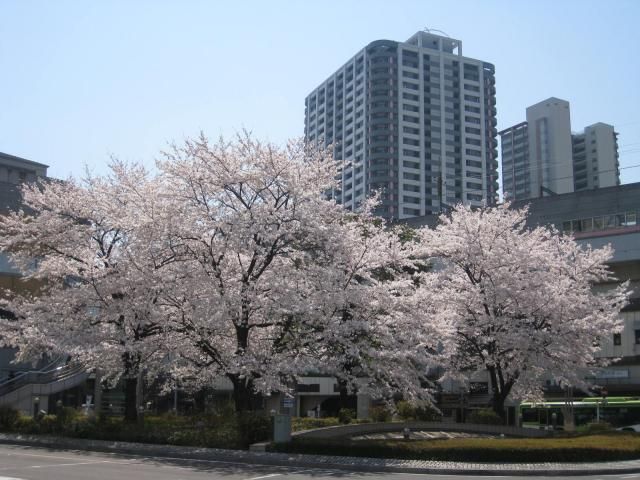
[
  {"xmin": 1, "ymin": 433, "xmax": 640, "ymax": 476},
  {"xmin": 352, "ymin": 431, "xmax": 496, "ymax": 440}
]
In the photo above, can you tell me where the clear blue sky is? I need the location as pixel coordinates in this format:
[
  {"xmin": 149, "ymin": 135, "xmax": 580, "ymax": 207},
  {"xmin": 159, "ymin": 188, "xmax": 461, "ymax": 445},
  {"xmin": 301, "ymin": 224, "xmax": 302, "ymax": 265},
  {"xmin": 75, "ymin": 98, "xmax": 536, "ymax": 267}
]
[{"xmin": 2, "ymin": 0, "xmax": 640, "ymax": 185}]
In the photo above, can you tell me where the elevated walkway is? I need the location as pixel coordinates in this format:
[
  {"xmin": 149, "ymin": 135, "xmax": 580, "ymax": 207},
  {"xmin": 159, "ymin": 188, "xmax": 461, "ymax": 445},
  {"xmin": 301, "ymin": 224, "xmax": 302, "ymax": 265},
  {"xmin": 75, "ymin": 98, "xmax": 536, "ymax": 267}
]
[{"xmin": 0, "ymin": 360, "xmax": 88, "ymax": 414}]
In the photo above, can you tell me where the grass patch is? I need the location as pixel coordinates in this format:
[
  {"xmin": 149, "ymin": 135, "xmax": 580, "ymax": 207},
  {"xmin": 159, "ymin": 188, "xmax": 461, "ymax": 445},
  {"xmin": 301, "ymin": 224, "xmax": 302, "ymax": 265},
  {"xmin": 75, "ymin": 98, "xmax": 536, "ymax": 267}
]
[
  {"xmin": 292, "ymin": 417, "xmax": 372, "ymax": 432},
  {"xmin": 270, "ymin": 433, "xmax": 640, "ymax": 463}
]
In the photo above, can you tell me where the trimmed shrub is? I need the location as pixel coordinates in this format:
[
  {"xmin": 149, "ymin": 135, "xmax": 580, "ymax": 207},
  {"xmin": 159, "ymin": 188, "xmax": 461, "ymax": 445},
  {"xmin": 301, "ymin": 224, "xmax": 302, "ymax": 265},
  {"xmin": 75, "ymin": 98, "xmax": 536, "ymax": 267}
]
[
  {"xmin": 0, "ymin": 406, "xmax": 19, "ymax": 431},
  {"xmin": 38, "ymin": 414, "xmax": 58, "ymax": 433},
  {"xmin": 467, "ymin": 408, "xmax": 503, "ymax": 425},
  {"xmin": 338, "ymin": 408, "xmax": 356, "ymax": 424},
  {"xmin": 415, "ymin": 405, "xmax": 441, "ymax": 422},
  {"xmin": 396, "ymin": 401, "xmax": 416, "ymax": 420},
  {"xmin": 585, "ymin": 422, "xmax": 612, "ymax": 433},
  {"xmin": 369, "ymin": 406, "xmax": 391, "ymax": 423},
  {"xmin": 235, "ymin": 412, "xmax": 271, "ymax": 446},
  {"xmin": 269, "ymin": 433, "xmax": 640, "ymax": 463},
  {"xmin": 396, "ymin": 401, "xmax": 440, "ymax": 421},
  {"xmin": 15, "ymin": 415, "xmax": 39, "ymax": 434},
  {"xmin": 56, "ymin": 407, "xmax": 79, "ymax": 430},
  {"xmin": 1, "ymin": 408, "xmax": 270, "ymax": 449}
]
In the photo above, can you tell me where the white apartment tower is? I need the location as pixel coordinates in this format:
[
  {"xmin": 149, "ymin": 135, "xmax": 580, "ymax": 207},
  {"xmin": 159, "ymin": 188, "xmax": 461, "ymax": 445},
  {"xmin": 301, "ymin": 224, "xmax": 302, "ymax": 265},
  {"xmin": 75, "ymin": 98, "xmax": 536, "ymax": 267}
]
[
  {"xmin": 304, "ymin": 31, "xmax": 498, "ymax": 220},
  {"xmin": 500, "ymin": 97, "xmax": 619, "ymax": 201},
  {"xmin": 572, "ymin": 122, "xmax": 620, "ymax": 191}
]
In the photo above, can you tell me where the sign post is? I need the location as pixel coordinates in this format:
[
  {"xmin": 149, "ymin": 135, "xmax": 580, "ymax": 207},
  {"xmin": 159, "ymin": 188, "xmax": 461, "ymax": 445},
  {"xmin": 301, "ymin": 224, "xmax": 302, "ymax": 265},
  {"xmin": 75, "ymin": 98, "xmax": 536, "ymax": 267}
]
[{"xmin": 273, "ymin": 414, "xmax": 292, "ymax": 443}]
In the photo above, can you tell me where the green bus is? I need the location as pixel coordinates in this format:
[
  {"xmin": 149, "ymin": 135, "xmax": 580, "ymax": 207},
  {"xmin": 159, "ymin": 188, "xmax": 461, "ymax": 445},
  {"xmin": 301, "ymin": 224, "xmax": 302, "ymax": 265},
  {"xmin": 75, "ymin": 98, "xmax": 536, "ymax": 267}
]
[{"xmin": 519, "ymin": 397, "xmax": 640, "ymax": 429}]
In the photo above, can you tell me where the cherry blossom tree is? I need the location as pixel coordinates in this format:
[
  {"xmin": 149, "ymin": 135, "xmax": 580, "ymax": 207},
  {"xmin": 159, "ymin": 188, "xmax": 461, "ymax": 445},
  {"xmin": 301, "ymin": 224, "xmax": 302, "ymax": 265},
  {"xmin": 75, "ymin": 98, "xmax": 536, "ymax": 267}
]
[
  {"xmin": 0, "ymin": 133, "xmax": 443, "ymax": 415},
  {"xmin": 0, "ymin": 165, "xmax": 169, "ymax": 421},
  {"xmin": 420, "ymin": 203, "xmax": 629, "ymax": 418},
  {"xmin": 151, "ymin": 134, "xmax": 441, "ymax": 411}
]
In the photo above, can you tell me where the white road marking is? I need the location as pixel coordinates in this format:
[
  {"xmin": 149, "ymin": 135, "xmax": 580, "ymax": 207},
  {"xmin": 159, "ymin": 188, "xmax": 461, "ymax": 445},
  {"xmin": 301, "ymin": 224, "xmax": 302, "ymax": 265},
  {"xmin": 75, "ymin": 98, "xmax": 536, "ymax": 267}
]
[
  {"xmin": 0, "ymin": 477, "xmax": 26, "ymax": 480},
  {"xmin": 30, "ymin": 461, "xmax": 121, "ymax": 468},
  {"xmin": 0, "ymin": 451, "xmax": 91, "ymax": 461},
  {"xmin": 244, "ymin": 474, "xmax": 284, "ymax": 480},
  {"xmin": 0, "ymin": 446, "xmax": 354, "ymax": 476},
  {"xmin": 394, "ymin": 475, "xmax": 509, "ymax": 478},
  {"xmin": 0, "ymin": 446, "xmax": 338, "ymax": 473},
  {"xmin": 243, "ymin": 469, "xmax": 324, "ymax": 480}
]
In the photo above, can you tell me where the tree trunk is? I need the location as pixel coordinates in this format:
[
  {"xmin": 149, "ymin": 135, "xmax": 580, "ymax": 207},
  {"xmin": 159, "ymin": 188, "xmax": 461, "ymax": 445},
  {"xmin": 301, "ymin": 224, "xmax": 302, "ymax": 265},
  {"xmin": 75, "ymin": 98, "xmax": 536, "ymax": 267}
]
[
  {"xmin": 229, "ymin": 374, "xmax": 257, "ymax": 413},
  {"xmin": 122, "ymin": 352, "xmax": 141, "ymax": 423},
  {"xmin": 488, "ymin": 365, "xmax": 511, "ymax": 423},
  {"xmin": 231, "ymin": 321, "xmax": 257, "ymax": 413},
  {"xmin": 337, "ymin": 378, "xmax": 350, "ymax": 411},
  {"xmin": 124, "ymin": 376, "xmax": 138, "ymax": 423},
  {"xmin": 93, "ymin": 369, "xmax": 102, "ymax": 417},
  {"xmin": 491, "ymin": 391, "xmax": 507, "ymax": 422}
]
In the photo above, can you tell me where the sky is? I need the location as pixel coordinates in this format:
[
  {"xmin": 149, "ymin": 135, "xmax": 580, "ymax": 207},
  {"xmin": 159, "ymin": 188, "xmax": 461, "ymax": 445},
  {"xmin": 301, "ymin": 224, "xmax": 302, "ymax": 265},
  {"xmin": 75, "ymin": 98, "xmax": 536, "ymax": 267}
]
[{"xmin": 1, "ymin": 0, "xmax": 640, "ymax": 185}]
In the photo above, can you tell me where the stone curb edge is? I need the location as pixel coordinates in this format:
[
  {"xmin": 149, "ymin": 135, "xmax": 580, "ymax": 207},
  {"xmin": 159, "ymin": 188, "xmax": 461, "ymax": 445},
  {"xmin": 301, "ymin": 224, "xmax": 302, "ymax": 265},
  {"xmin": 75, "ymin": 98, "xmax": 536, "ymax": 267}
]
[{"xmin": 1, "ymin": 433, "xmax": 640, "ymax": 477}]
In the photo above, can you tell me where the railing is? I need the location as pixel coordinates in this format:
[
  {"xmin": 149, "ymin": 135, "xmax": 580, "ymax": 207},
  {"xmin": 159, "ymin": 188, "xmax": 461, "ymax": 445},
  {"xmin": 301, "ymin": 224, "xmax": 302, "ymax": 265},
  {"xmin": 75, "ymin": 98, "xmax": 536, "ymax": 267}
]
[
  {"xmin": 0, "ymin": 355, "xmax": 63, "ymax": 390},
  {"xmin": 0, "ymin": 360, "xmax": 86, "ymax": 398}
]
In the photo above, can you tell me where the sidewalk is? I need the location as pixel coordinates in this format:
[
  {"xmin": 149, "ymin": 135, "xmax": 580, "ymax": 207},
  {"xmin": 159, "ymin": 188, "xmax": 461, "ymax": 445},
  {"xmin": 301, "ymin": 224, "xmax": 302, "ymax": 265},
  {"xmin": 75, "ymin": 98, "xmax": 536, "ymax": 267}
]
[{"xmin": 1, "ymin": 432, "xmax": 640, "ymax": 476}]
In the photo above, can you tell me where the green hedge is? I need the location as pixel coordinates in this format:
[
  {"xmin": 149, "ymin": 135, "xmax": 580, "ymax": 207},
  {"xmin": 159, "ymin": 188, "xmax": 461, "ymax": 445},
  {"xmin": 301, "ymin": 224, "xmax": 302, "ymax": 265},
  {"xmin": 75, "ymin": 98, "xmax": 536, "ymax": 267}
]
[
  {"xmin": 269, "ymin": 434, "xmax": 640, "ymax": 463},
  {"xmin": 0, "ymin": 406, "xmax": 19, "ymax": 430},
  {"xmin": 368, "ymin": 406, "xmax": 392, "ymax": 422},
  {"xmin": 0, "ymin": 407, "xmax": 270, "ymax": 449},
  {"xmin": 466, "ymin": 408, "xmax": 503, "ymax": 425},
  {"xmin": 396, "ymin": 401, "xmax": 441, "ymax": 422}
]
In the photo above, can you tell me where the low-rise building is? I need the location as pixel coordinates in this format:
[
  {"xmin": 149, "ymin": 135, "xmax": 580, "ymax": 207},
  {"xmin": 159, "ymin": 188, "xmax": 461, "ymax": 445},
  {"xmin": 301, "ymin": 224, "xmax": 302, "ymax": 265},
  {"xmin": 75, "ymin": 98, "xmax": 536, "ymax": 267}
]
[{"xmin": 0, "ymin": 152, "xmax": 50, "ymax": 382}]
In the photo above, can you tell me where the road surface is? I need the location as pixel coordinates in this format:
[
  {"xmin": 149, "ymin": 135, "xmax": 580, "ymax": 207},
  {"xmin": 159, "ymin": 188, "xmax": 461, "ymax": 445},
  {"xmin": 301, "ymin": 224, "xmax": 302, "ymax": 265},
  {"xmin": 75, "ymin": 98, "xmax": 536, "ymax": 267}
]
[{"xmin": 0, "ymin": 444, "xmax": 639, "ymax": 480}]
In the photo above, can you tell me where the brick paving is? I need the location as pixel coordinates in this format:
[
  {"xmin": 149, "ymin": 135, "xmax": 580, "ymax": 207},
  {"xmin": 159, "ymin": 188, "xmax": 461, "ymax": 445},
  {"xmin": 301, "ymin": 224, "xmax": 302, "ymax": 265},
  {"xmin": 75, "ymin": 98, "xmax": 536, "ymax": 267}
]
[
  {"xmin": 2, "ymin": 433, "xmax": 640, "ymax": 476},
  {"xmin": 352, "ymin": 431, "xmax": 497, "ymax": 440}
]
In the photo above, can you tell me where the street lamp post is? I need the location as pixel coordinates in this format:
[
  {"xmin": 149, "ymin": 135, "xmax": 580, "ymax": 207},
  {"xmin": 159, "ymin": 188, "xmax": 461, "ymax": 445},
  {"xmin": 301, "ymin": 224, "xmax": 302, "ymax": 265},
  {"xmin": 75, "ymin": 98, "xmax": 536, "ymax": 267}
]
[{"xmin": 32, "ymin": 396, "xmax": 40, "ymax": 419}]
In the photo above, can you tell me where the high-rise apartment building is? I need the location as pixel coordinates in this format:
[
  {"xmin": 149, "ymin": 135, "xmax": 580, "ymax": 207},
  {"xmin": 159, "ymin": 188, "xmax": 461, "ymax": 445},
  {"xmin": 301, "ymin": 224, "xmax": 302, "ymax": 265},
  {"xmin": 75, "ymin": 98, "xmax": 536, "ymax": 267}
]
[
  {"xmin": 572, "ymin": 123, "xmax": 620, "ymax": 192},
  {"xmin": 500, "ymin": 98, "xmax": 619, "ymax": 201},
  {"xmin": 304, "ymin": 31, "xmax": 498, "ymax": 220}
]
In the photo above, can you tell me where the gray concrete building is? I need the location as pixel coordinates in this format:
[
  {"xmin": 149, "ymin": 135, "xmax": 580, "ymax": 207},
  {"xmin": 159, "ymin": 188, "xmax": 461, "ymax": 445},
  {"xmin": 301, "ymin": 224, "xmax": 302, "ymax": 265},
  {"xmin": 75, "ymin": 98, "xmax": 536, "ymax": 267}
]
[
  {"xmin": 305, "ymin": 30, "xmax": 498, "ymax": 220},
  {"xmin": 572, "ymin": 122, "xmax": 620, "ymax": 192},
  {"xmin": 0, "ymin": 153, "xmax": 49, "ymax": 386},
  {"xmin": 516, "ymin": 183, "xmax": 640, "ymax": 396},
  {"xmin": 500, "ymin": 98, "xmax": 620, "ymax": 201},
  {"xmin": 0, "ymin": 153, "xmax": 94, "ymax": 416},
  {"xmin": 0, "ymin": 152, "xmax": 48, "ymax": 215},
  {"xmin": 0, "ymin": 152, "xmax": 49, "ymax": 279}
]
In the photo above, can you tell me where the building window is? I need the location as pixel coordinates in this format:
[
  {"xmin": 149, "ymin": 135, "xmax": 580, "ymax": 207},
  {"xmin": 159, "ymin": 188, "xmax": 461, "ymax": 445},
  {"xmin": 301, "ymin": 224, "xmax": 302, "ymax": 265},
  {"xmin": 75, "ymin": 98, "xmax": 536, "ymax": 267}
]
[
  {"xmin": 296, "ymin": 383, "xmax": 320, "ymax": 393},
  {"xmin": 614, "ymin": 333, "xmax": 622, "ymax": 346},
  {"xmin": 635, "ymin": 330, "xmax": 640, "ymax": 345}
]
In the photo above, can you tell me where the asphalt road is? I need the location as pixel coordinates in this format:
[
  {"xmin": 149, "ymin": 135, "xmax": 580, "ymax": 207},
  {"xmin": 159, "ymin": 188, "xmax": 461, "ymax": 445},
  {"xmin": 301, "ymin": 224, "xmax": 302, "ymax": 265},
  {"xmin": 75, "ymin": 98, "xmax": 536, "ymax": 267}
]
[{"xmin": 0, "ymin": 444, "xmax": 639, "ymax": 480}]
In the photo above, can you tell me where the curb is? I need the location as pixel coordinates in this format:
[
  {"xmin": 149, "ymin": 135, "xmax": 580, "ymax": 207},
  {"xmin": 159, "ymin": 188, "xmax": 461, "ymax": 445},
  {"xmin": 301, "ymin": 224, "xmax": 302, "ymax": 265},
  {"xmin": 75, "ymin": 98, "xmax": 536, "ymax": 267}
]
[{"xmin": 1, "ymin": 433, "xmax": 640, "ymax": 476}]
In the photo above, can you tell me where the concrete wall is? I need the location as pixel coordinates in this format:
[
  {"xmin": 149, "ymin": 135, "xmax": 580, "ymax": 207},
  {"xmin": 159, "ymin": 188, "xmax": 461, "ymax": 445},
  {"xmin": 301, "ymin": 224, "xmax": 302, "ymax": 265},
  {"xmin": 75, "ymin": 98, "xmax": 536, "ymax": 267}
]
[{"xmin": 293, "ymin": 421, "xmax": 548, "ymax": 439}]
